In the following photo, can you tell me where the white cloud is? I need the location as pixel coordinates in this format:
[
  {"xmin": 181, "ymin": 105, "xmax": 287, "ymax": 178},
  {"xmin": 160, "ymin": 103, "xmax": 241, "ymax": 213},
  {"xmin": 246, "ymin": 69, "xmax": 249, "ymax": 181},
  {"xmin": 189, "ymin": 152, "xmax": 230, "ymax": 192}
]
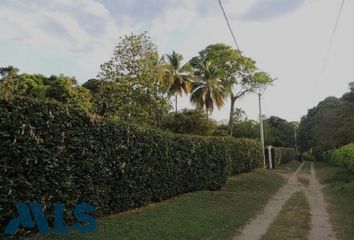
[
  {"xmin": 81, "ymin": 1, "xmax": 110, "ymax": 18},
  {"xmin": 40, "ymin": 10, "xmax": 91, "ymax": 46},
  {"xmin": 0, "ymin": 0, "xmax": 353, "ymax": 121},
  {"xmin": 0, "ymin": 6, "xmax": 64, "ymax": 47},
  {"xmin": 147, "ymin": 0, "xmax": 354, "ymax": 121}
]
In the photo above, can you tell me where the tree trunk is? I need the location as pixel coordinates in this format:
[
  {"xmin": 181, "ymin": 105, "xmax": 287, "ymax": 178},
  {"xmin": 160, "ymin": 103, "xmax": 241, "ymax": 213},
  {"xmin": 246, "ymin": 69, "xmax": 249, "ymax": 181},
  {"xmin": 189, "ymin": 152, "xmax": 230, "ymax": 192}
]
[
  {"xmin": 229, "ymin": 96, "xmax": 236, "ymax": 136},
  {"xmin": 175, "ymin": 94, "xmax": 178, "ymax": 114}
]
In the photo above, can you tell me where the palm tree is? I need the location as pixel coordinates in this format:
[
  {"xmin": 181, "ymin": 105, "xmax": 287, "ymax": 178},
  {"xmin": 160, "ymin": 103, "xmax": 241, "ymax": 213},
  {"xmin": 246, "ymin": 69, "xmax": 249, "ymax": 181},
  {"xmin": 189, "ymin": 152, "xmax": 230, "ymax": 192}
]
[
  {"xmin": 190, "ymin": 61, "xmax": 228, "ymax": 115},
  {"xmin": 166, "ymin": 51, "xmax": 192, "ymax": 113}
]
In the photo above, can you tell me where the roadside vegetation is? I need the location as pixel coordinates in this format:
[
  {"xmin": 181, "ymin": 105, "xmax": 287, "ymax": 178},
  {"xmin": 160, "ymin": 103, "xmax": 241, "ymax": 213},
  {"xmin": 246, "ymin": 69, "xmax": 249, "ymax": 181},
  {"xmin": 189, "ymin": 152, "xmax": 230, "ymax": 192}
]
[
  {"xmin": 315, "ymin": 161, "xmax": 354, "ymax": 240},
  {"xmin": 298, "ymin": 82, "xmax": 354, "ymax": 154},
  {"xmin": 298, "ymin": 83, "xmax": 354, "ymax": 240},
  {"xmin": 0, "ymin": 32, "xmax": 302, "ymax": 239},
  {"xmin": 45, "ymin": 169, "xmax": 285, "ymax": 240},
  {"xmin": 323, "ymin": 143, "xmax": 354, "ymax": 172}
]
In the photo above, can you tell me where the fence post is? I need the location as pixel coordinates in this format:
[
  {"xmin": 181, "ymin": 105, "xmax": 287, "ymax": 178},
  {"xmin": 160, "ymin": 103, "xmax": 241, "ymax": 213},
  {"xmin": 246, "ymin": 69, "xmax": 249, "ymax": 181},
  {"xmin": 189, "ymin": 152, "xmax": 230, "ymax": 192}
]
[{"xmin": 268, "ymin": 146, "xmax": 273, "ymax": 169}]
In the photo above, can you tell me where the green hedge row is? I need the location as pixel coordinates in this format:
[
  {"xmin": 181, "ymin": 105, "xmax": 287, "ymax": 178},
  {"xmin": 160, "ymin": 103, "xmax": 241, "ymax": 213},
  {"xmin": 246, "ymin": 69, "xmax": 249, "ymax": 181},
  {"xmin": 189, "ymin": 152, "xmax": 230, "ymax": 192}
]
[
  {"xmin": 322, "ymin": 143, "xmax": 354, "ymax": 172},
  {"xmin": 302, "ymin": 151, "xmax": 316, "ymax": 161},
  {"xmin": 273, "ymin": 147, "xmax": 297, "ymax": 167},
  {"xmin": 0, "ymin": 97, "xmax": 263, "ymax": 232}
]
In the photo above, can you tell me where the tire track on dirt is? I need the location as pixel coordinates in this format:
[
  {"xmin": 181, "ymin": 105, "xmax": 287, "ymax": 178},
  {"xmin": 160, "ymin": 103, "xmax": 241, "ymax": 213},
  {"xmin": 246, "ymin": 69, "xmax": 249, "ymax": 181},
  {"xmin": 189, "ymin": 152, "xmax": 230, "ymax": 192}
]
[
  {"xmin": 234, "ymin": 163, "xmax": 304, "ymax": 240},
  {"xmin": 305, "ymin": 162, "xmax": 336, "ymax": 240}
]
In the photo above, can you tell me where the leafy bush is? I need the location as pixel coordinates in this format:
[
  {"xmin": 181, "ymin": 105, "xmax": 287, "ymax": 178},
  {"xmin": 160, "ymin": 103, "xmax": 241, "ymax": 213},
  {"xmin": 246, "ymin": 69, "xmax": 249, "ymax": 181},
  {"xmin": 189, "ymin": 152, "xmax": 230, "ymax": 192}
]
[
  {"xmin": 323, "ymin": 144, "xmax": 354, "ymax": 172},
  {"xmin": 273, "ymin": 147, "xmax": 297, "ymax": 167},
  {"xmin": 302, "ymin": 151, "xmax": 316, "ymax": 161},
  {"xmin": 0, "ymin": 97, "xmax": 263, "ymax": 233},
  {"xmin": 161, "ymin": 109, "xmax": 217, "ymax": 136}
]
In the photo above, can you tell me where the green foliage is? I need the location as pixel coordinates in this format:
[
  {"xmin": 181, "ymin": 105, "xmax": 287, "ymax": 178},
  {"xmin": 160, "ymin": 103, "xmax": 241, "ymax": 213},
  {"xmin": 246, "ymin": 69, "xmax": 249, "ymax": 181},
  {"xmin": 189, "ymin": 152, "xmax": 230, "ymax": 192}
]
[
  {"xmin": 229, "ymin": 114, "xmax": 297, "ymax": 148},
  {"xmin": 161, "ymin": 109, "xmax": 217, "ymax": 136},
  {"xmin": 233, "ymin": 120, "xmax": 259, "ymax": 139},
  {"xmin": 302, "ymin": 151, "xmax": 316, "ymax": 161},
  {"xmin": 0, "ymin": 97, "xmax": 263, "ymax": 234},
  {"xmin": 165, "ymin": 51, "xmax": 192, "ymax": 97},
  {"xmin": 0, "ymin": 67, "xmax": 93, "ymax": 113},
  {"xmin": 46, "ymin": 75, "xmax": 93, "ymax": 113},
  {"xmin": 188, "ymin": 44, "xmax": 272, "ymax": 133},
  {"xmin": 0, "ymin": 66, "xmax": 47, "ymax": 99},
  {"xmin": 190, "ymin": 61, "xmax": 228, "ymax": 114},
  {"xmin": 97, "ymin": 33, "xmax": 171, "ymax": 124},
  {"xmin": 265, "ymin": 116, "xmax": 296, "ymax": 148},
  {"xmin": 47, "ymin": 169, "xmax": 284, "ymax": 240},
  {"xmin": 322, "ymin": 144, "xmax": 354, "ymax": 172},
  {"xmin": 299, "ymin": 85, "xmax": 354, "ymax": 153},
  {"xmin": 165, "ymin": 51, "xmax": 193, "ymax": 113},
  {"xmin": 273, "ymin": 147, "xmax": 297, "ymax": 167},
  {"xmin": 315, "ymin": 161, "xmax": 354, "ymax": 239}
]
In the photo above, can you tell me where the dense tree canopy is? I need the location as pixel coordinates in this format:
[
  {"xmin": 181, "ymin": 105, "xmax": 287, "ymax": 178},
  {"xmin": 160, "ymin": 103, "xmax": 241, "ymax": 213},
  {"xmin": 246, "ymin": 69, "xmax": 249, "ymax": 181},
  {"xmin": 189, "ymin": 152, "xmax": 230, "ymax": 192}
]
[
  {"xmin": 97, "ymin": 33, "xmax": 171, "ymax": 124},
  {"xmin": 0, "ymin": 67, "xmax": 92, "ymax": 112},
  {"xmin": 264, "ymin": 116, "xmax": 296, "ymax": 148},
  {"xmin": 298, "ymin": 83, "xmax": 354, "ymax": 153},
  {"xmin": 1, "ymin": 33, "xmax": 277, "ymax": 135},
  {"xmin": 189, "ymin": 44, "xmax": 272, "ymax": 135}
]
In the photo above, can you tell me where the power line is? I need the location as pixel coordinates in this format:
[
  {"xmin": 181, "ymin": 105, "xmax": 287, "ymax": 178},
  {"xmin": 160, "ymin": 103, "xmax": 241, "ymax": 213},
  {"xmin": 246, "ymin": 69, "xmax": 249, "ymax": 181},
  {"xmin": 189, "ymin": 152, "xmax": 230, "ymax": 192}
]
[
  {"xmin": 320, "ymin": 0, "xmax": 346, "ymax": 74},
  {"xmin": 217, "ymin": 0, "xmax": 240, "ymax": 50}
]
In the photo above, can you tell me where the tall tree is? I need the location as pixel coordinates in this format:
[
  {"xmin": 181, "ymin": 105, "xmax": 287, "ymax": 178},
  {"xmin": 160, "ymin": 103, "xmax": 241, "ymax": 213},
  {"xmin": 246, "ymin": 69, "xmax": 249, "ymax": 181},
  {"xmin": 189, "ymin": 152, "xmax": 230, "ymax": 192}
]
[
  {"xmin": 165, "ymin": 51, "xmax": 192, "ymax": 113},
  {"xmin": 190, "ymin": 44, "xmax": 272, "ymax": 135},
  {"xmin": 97, "ymin": 33, "xmax": 171, "ymax": 124},
  {"xmin": 265, "ymin": 116, "xmax": 296, "ymax": 148},
  {"xmin": 190, "ymin": 61, "xmax": 228, "ymax": 115},
  {"xmin": 298, "ymin": 85, "xmax": 354, "ymax": 153},
  {"xmin": 0, "ymin": 66, "xmax": 20, "ymax": 98}
]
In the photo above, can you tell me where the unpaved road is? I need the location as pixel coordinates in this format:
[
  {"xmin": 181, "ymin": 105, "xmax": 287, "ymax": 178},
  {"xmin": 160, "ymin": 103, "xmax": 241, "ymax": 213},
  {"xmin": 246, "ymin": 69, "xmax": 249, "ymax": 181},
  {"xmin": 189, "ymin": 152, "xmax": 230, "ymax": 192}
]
[
  {"xmin": 306, "ymin": 162, "xmax": 336, "ymax": 240},
  {"xmin": 234, "ymin": 162, "xmax": 336, "ymax": 240}
]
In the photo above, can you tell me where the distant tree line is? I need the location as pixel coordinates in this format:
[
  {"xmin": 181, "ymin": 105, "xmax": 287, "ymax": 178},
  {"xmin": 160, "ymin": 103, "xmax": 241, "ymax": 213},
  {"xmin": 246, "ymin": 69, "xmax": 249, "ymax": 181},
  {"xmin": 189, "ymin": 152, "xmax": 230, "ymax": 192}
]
[
  {"xmin": 298, "ymin": 83, "xmax": 354, "ymax": 153},
  {"xmin": 1, "ymin": 33, "xmax": 273, "ymax": 134},
  {"xmin": 215, "ymin": 109, "xmax": 298, "ymax": 148}
]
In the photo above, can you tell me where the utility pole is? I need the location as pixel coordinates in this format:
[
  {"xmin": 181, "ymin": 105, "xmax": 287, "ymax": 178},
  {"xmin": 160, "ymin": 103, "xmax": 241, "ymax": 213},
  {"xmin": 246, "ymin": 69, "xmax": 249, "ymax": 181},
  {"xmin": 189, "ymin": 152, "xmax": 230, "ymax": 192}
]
[
  {"xmin": 258, "ymin": 78, "xmax": 277, "ymax": 169},
  {"xmin": 259, "ymin": 93, "xmax": 266, "ymax": 168}
]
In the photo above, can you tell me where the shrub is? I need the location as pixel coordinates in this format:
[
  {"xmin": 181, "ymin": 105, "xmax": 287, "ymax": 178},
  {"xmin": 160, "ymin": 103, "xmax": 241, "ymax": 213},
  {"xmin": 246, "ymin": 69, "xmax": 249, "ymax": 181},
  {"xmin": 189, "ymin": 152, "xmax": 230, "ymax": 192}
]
[
  {"xmin": 161, "ymin": 109, "xmax": 217, "ymax": 136},
  {"xmin": 0, "ymin": 97, "xmax": 263, "ymax": 234},
  {"xmin": 302, "ymin": 151, "xmax": 316, "ymax": 161},
  {"xmin": 323, "ymin": 144, "xmax": 354, "ymax": 172},
  {"xmin": 273, "ymin": 147, "xmax": 297, "ymax": 167}
]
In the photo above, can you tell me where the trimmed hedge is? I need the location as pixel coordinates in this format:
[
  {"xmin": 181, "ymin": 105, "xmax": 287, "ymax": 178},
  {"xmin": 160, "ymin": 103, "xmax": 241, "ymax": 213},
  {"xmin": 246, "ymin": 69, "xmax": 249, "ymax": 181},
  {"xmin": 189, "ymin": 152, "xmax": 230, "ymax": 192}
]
[
  {"xmin": 302, "ymin": 151, "xmax": 316, "ymax": 161},
  {"xmin": 323, "ymin": 143, "xmax": 354, "ymax": 172},
  {"xmin": 273, "ymin": 147, "xmax": 297, "ymax": 167},
  {"xmin": 0, "ymin": 97, "xmax": 263, "ymax": 232}
]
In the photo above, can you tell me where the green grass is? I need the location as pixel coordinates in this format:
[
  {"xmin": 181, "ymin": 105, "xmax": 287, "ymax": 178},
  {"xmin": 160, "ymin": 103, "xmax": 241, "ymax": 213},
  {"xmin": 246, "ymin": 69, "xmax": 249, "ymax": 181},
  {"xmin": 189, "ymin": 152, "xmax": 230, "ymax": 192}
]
[
  {"xmin": 315, "ymin": 161, "xmax": 354, "ymax": 240},
  {"xmin": 42, "ymin": 169, "xmax": 285, "ymax": 240},
  {"xmin": 261, "ymin": 191, "xmax": 311, "ymax": 240}
]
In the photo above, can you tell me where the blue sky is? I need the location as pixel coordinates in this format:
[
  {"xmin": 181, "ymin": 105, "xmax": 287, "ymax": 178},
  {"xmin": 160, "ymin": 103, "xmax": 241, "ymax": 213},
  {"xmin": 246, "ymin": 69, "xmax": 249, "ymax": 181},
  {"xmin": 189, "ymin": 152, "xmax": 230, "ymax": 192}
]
[{"xmin": 1, "ymin": 0, "xmax": 353, "ymax": 121}]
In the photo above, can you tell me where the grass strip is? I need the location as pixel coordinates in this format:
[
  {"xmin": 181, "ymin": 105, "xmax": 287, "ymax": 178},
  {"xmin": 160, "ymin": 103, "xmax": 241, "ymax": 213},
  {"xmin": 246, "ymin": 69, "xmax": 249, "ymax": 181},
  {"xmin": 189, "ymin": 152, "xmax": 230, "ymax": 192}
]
[
  {"xmin": 43, "ymin": 168, "xmax": 285, "ymax": 240},
  {"xmin": 261, "ymin": 191, "xmax": 311, "ymax": 240},
  {"xmin": 315, "ymin": 161, "xmax": 354, "ymax": 240}
]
